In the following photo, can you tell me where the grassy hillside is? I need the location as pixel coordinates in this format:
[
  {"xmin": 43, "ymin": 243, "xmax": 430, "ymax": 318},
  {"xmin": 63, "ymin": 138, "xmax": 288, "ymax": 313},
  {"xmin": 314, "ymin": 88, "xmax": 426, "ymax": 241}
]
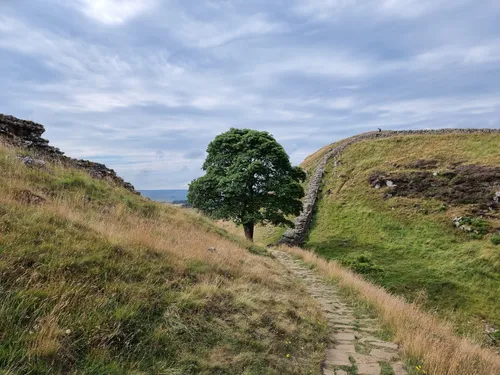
[
  {"xmin": 303, "ymin": 133, "xmax": 500, "ymax": 339},
  {"xmin": 0, "ymin": 141, "xmax": 328, "ymax": 375}
]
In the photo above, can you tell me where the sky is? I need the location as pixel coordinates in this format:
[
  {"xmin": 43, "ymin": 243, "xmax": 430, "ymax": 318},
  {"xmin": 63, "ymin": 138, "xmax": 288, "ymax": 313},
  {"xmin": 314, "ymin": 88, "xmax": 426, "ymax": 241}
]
[{"xmin": 1, "ymin": 0, "xmax": 500, "ymax": 189}]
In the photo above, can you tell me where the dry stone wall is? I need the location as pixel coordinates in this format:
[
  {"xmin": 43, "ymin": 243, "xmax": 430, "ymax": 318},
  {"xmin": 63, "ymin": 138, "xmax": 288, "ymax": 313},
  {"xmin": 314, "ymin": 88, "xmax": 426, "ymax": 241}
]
[
  {"xmin": 0, "ymin": 114, "xmax": 136, "ymax": 193},
  {"xmin": 279, "ymin": 128, "xmax": 500, "ymax": 246}
]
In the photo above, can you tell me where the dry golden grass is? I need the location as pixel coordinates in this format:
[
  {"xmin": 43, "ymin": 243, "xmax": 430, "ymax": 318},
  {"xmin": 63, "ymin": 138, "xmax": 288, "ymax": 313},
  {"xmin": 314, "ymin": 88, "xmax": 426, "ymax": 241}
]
[
  {"xmin": 281, "ymin": 246, "xmax": 500, "ymax": 375},
  {"xmin": 0, "ymin": 142, "xmax": 328, "ymax": 374},
  {"xmin": 300, "ymin": 141, "xmax": 339, "ymax": 172},
  {"xmin": 1, "ymin": 171, "xmax": 276, "ymax": 286}
]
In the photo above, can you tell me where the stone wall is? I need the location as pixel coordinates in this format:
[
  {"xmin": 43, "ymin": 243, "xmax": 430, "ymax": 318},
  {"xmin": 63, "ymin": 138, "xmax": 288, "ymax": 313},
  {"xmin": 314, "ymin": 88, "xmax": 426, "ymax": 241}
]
[
  {"xmin": 0, "ymin": 114, "xmax": 136, "ymax": 193},
  {"xmin": 278, "ymin": 128, "xmax": 500, "ymax": 246}
]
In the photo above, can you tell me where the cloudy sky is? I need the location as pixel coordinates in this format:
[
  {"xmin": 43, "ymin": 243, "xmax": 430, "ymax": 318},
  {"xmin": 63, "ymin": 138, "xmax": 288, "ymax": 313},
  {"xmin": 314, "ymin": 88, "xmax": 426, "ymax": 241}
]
[{"xmin": 1, "ymin": 1, "xmax": 500, "ymax": 189}]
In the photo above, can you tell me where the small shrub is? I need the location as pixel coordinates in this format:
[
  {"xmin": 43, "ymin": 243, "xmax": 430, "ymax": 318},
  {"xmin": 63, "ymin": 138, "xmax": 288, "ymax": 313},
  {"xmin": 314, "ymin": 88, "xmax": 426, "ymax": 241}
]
[
  {"xmin": 491, "ymin": 235, "xmax": 500, "ymax": 246},
  {"xmin": 490, "ymin": 330, "xmax": 500, "ymax": 343},
  {"xmin": 457, "ymin": 217, "xmax": 490, "ymax": 238},
  {"xmin": 438, "ymin": 204, "xmax": 448, "ymax": 212}
]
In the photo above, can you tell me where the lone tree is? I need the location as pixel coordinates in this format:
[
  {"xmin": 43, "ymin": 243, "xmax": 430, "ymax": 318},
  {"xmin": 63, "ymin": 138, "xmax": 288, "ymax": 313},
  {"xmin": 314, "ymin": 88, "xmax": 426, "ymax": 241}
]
[{"xmin": 188, "ymin": 128, "xmax": 306, "ymax": 242}]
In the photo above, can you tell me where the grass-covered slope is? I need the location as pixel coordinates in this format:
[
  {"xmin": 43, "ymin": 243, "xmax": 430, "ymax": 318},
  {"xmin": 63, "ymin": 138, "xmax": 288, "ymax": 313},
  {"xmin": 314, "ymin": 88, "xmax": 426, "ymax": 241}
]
[
  {"xmin": 0, "ymin": 141, "xmax": 328, "ymax": 375},
  {"xmin": 304, "ymin": 133, "xmax": 500, "ymax": 337}
]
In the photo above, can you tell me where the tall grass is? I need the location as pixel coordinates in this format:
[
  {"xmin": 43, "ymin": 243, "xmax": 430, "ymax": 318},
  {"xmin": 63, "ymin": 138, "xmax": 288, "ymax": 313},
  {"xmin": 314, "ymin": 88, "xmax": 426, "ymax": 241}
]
[
  {"xmin": 0, "ymin": 143, "xmax": 328, "ymax": 374},
  {"xmin": 282, "ymin": 246, "xmax": 500, "ymax": 375}
]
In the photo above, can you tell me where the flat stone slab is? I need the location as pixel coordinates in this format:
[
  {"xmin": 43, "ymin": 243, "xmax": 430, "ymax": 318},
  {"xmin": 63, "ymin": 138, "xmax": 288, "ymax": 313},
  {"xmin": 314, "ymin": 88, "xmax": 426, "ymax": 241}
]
[
  {"xmin": 357, "ymin": 319, "xmax": 378, "ymax": 324},
  {"xmin": 369, "ymin": 348, "xmax": 398, "ymax": 361},
  {"xmin": 322, "ymin": 306, "xmax": 339, "ymax": 314},
  {"xmin": 333, "ymin": 318, "xmax": 355, "ymax": 325},
  {"xmin": 351, "ymin": 353, "xmax": 378, "ymax": 364},
  {"xmin": 392, "ymin": 361, "xmax": 408, "ymax": 375},
  {"xmin": 358, "ymin": 327, "xmax": 379, "ymax": 333},
  {"xmin": 325, "ymin": 349, "xmax": 351, "ymax": 367},
  {"xmin": 333, "ymin": 332, "xmax": 356, "ymax": 341},
  {"xmin": 335, "ymin": 343, "xmax": 356, "ymax": 353},
  {"xmin": 336, "ymin": 309, "xmax": 354, "ymax": 314},
  {"xmin": 335, "ymin": 370, "xmax": 348, "ymax": 375},
  {"xmin": 358, "ymin": 362, "xmax": 381, "ymax": 375},
  {"xmin": 359, "ymin": 335, "xmax": 380, "ymax": 343},
  {"xmin": 368, "ymin": 340, "xmax": 399, "ymax": 350}
]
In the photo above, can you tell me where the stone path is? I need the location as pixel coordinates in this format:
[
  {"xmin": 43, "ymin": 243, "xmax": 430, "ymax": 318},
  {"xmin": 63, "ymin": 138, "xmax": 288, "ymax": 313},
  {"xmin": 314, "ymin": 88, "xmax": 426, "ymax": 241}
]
[{"xmin": 272, "ymin": 250, "xmax": 408, "ymax": 375}]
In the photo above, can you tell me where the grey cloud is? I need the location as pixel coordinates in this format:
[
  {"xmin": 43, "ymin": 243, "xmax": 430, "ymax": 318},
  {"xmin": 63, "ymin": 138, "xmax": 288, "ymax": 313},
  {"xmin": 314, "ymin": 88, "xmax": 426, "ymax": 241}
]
[
  {"xmin": 184, "ymin": 150, "xmax": 205, "ymax": 160},
  {"xmin": 0, "ymin": 0, "xmax": 499, "ymax": 188}
]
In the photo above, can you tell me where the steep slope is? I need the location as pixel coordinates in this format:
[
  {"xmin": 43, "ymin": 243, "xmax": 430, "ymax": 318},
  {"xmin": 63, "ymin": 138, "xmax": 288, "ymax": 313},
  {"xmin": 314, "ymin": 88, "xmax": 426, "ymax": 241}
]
[
  {"xmin": 0, "ymin": 130, "xmax": 328, "ymax": 373},
  {"xmin": 299, "ymin": 132, "xmax": 500, "ymax": 339}
]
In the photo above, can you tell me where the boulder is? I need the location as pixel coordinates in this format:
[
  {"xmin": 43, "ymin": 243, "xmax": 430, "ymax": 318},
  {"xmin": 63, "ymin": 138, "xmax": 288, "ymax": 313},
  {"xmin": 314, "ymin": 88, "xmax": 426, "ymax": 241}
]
[{"xmin": 18, "ymin": 156, "xmax": 46, "ymax": 168}]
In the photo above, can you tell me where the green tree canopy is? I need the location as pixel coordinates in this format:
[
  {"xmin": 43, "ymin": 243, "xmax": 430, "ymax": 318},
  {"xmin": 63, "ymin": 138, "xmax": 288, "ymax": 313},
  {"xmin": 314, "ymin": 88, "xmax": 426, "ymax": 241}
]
[{"xmin": 188, "ymin": 128, "xmax": 306, "ymax": 241}]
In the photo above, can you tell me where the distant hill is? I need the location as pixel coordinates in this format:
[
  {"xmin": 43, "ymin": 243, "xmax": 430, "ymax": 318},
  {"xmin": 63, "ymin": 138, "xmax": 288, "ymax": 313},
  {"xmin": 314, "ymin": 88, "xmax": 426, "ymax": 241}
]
[
  {"xmin": 292, "ymin": 131, "xmax": 500, "ymax": 340},
  {"xmin": 140, "ymin": 189, "xmax": 188, "ymax": 203}
]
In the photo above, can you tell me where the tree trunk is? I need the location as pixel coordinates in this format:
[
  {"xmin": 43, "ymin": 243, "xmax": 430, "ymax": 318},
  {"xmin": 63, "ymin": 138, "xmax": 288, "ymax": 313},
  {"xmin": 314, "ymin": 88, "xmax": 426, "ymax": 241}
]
[{"xmin": 243, "ymin": 222, "xmax": 254, "ymax": 242}]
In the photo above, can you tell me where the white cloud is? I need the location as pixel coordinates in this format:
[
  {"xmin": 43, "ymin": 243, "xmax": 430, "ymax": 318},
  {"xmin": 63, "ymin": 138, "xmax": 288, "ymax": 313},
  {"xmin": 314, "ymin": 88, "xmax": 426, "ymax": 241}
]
[
  {"xmin": 0, "ymin": 16, "xmax": 259, "ymax": 113},
  {"xmin": 294, "ymin": 0, "xmax": 360, "ymax": 20},
  {"xmin": 0, "ymin": 16, "xmax": 133, "ymax": 78},
  {"xmin": 75, "ymin": 0, "xmax": 158, "ymax": 25},
  {"xmin": 294, "ymin": 0, "xmax": 457, "ymax": 20},
  {"xmin": 361, "ymin": 96, "xmax": 500, "ymax": 118},
  {"xmin": 247, "ymin": 49, "xmax": 372, "ymax": 81},
  {"xmin": 463, "ymin": 44, "xmax": 500, "ymax": 64},
  {"xmin": 167, "ymin": 13, "xmax": 286, "ymax": 48},
  {"xmin": 379, "ymin": 0, "xmax": 435, "ymax": 18},
  {"xmin": 397, "ymin": 42, "xmax": 500, "ymax": 71},
  {"xmin": 316, "ymin": 97, "xmax": 356, "ymax": 110}
]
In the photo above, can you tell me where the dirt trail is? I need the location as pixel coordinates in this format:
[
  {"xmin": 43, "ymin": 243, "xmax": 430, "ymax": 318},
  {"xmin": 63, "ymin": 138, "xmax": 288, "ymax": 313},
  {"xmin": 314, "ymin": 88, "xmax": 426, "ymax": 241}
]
[{"xmin": 272, "ymin": 250, "xmax": 408, "ymax": 375}]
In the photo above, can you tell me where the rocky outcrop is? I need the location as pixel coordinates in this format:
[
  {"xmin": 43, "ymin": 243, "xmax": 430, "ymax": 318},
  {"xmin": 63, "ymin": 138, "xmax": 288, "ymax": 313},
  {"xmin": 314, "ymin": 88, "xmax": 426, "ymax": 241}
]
[
  {"xmin": 369, "ymin": 165, "xmax": 500, "ymax": 207},
  {"xmin": 0, "ymin": 114, "xmax": 137, "ymax": 193},
  {"xmin": 279, "ymin": 128, "xmax": 500, "ymax": 246},
  {"xmin": 0, "ymin": 114, "xmax": 64, "ymax": 156}
]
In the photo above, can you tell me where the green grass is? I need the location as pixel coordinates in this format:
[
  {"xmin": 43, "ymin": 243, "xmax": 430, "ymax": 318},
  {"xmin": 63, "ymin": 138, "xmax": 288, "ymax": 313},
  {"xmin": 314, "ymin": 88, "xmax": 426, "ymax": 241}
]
[
  {"xmin": 0, "ymin": 143, "xmax": 328, "ymax": 374},
  {"xmin": 491, "ymin": 234, "xmax": 500, "ymax": 246},
  {"xmin": 380, "ymin": 362, "xmax": 395, "ymax": 375},
  {"xmin": 304, "ymin": 133, "xmax": 500, "ymax": 338}
]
